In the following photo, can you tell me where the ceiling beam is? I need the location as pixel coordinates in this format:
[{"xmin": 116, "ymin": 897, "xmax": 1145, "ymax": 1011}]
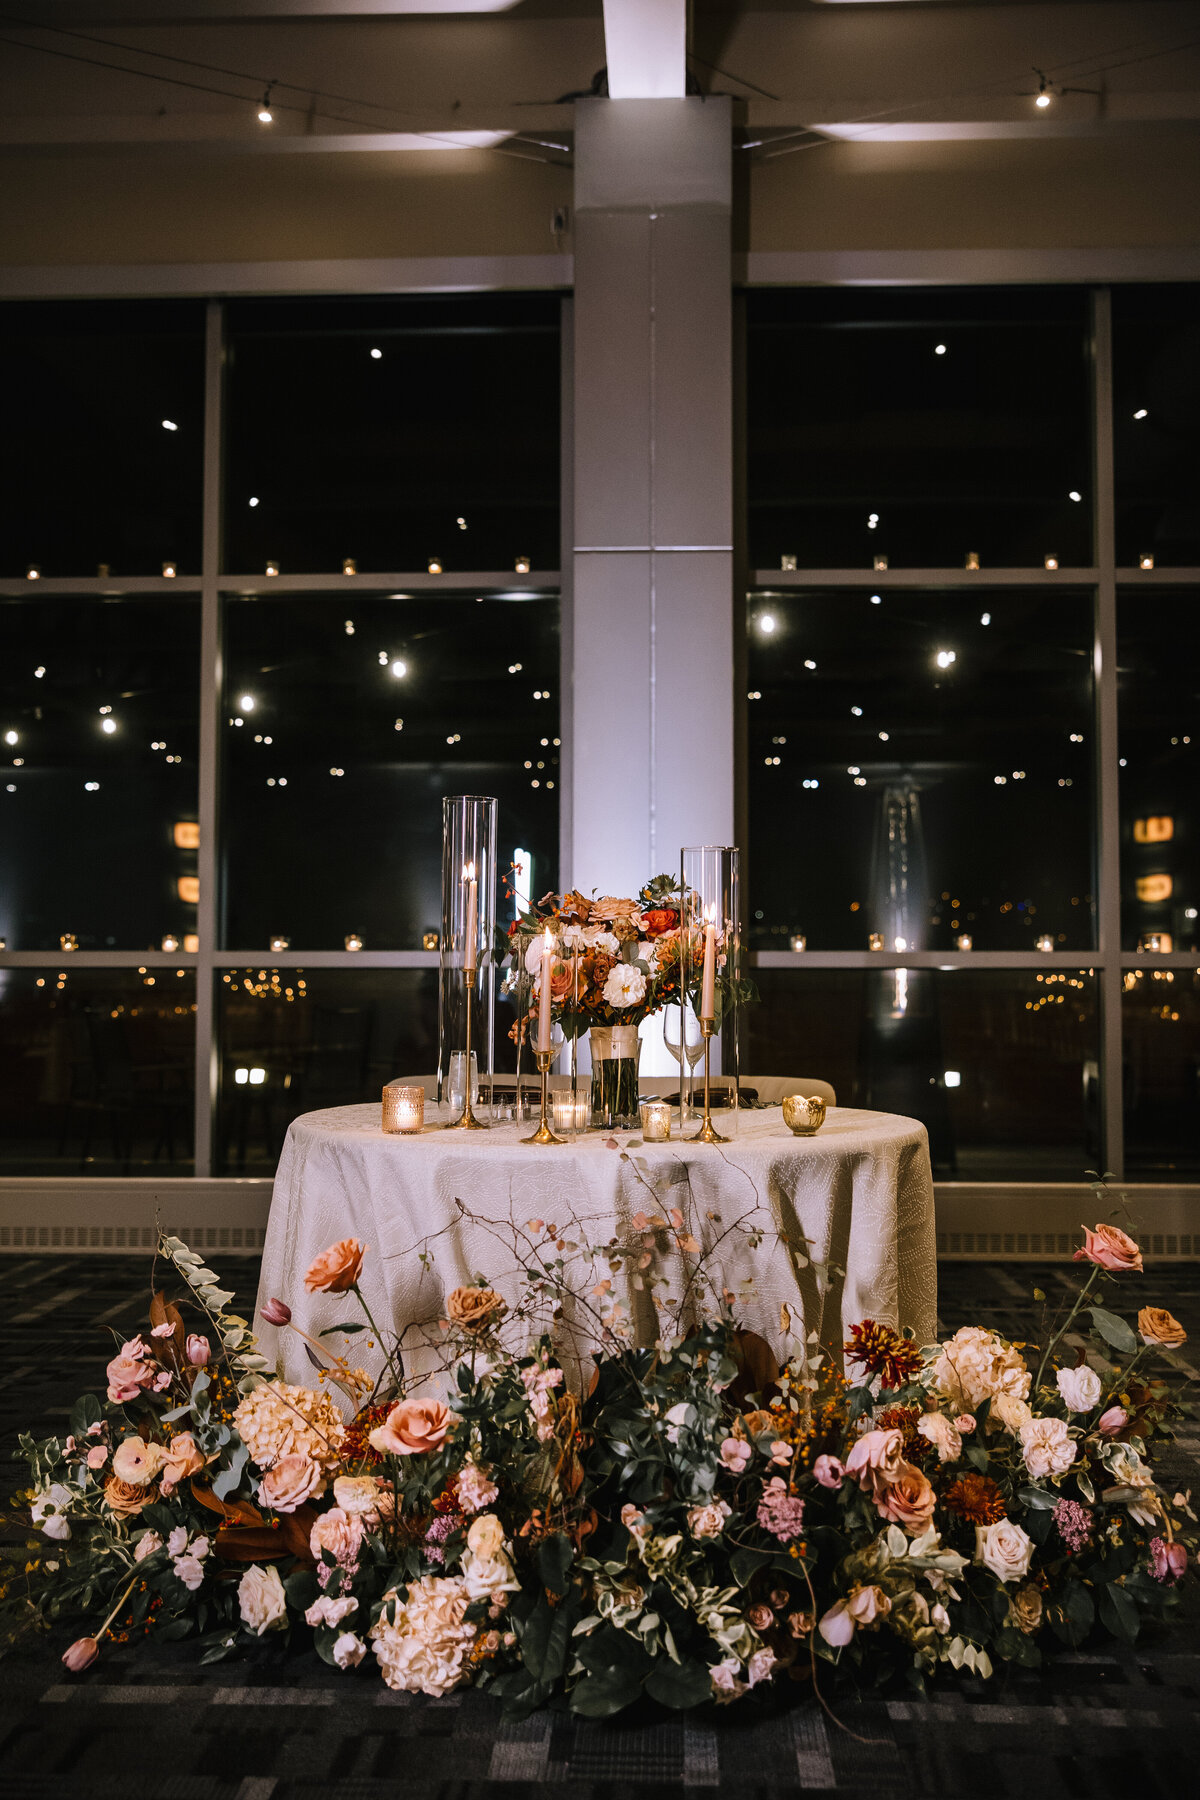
[{"xmin": 602, "ymin": 0, "xmax": 686, "ymax": 101}]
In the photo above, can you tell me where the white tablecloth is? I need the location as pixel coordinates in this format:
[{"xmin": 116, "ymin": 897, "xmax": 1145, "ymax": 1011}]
[{"xmin": 255, "ymin": 1104, "xmax": 936, "ymax": 1399}]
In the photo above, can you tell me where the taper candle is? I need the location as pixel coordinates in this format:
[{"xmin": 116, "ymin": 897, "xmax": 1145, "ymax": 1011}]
[
  {"xmin": 700, "ymin": 906, "xmax": 717, "ymax": 1022},
  {"xmin": 536, "ymin": 925, "xmax": 554, "ymax": 1052},
  {"xmin": 463, "ymin": 861, "xmax": 478, "ymax": 974}
]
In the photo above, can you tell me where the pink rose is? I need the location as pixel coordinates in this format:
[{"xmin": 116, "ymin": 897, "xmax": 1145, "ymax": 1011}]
[
  {"xmin": 813, "ymin": 1454, "xmax": 844, "ymax": 1490},
  {"xmin": 368, "ymin": 1397, "xmax": 455, "ymax": 1457},
  {"xmin": 160, "ymin": 1432, "xmax": 205, "ymax": 1495},
  {"xmin": 258, "ymin": 1452, "xmax": 325, "ymax": 1513},
  {"xmin": 309, "ymin": 1507, "xmax": 364, "ymax": 1570},
  {"xmin": 260, "ymin": 1297, "xmax": 292, "ymax": 1326},
  {"xmin": 61, "ymin": 1637, "xmax": 99, "ymax": 1672},
  {"xmin": 1074, "ymin": 1223, "xmax": 1143, "ymax": 1273},
  {"xmin": 105, "ymin": 1346, "xmax": 156, "ymax": 1404},
  {"xmin": 86, "ymin": 1446, "xmax": 108, "ymax": 1470},
  {"xmin": 1097, "ymin": 1406, "xmax": 1129, "ymax": 1438},
  {"xmin": 955, "ymin": 1414, "xmax": 977, "ymax": 1435},
  {"xmin": 304, "ymin": 1239, "xmax": 366, "ymax": 1294},
  {"xmin": 186, "ymin": 1335, "xmax": 211, "ymax": 1367},
  {"xmin": 720, "ymin": 1436, "xmax": 751, "ymax": 1473},
  {"xmin": 843, "ymin": 1427, "xmax": 905, "ymax": 1502},
  {"xmin": 877, "ymin": 1462, "xmax": 937, "ymax": 1532}
]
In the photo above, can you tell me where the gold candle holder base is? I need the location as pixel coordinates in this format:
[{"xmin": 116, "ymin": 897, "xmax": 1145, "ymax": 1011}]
[
  {"xmin": 523, "ymin": 1049, "xmax": 565, "ymax": 1144},
  {"xmin": 690, "ymin": 1020, "xmax": 728, "ymax": 1144},
  {"xmin": 448, "ymin": 967, "xmax": 488, "ymax": 1130}
]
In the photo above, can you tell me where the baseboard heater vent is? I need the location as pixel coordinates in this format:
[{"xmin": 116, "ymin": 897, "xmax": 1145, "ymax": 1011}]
[
  {"xmin": 938, "ymin": 1230, "xmax": 1195, "ymax": 1259},
  {"xmin": 0, "ymin": 1223, "xmax": 268, "ymax": 1251}
]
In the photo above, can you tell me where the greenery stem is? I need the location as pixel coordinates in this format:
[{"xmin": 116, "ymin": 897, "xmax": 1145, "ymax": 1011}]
[{"xmin": 1034, "ymin": 1264, "xmax": 1102, "ymax": 1392}]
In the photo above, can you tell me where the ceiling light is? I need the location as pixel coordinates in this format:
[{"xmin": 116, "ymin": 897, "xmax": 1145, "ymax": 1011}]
[
  {"xmin": 1133, "ymin": 408, "xmax": 1148, "ymax": 420},
  {"xmin": 239, "ymin": 694, "xmax": 256, "ymax": 712},
  {"xmin": 934, "ymin": 343, "xmax": 946, "ymax": 356},
  {"xmin": 162, "ymin": 419, "xmax": 178, "ymax": 432},
  {"xmin": 935, "ymin": 649, "xmax": 956, "ymax": 669},
  {"xmin": 391, "ymin": 659, "xmax": 407, "ymax": 678},
  {"xmin": 758, "ymin": 614, "xmax": 776, "ymax": 634},
  {"xmin": 1068, "ymin": 490, "xmax": 1082, "ymax": 503},
  {"xmin": 370, "ymin": 347, "xmax": 383, "ymax": 360}
]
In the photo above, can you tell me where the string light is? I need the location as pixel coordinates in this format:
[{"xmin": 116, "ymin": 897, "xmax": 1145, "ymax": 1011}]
[{"xmin": 258, "ymin": 83, "xmax": 275, "ymax": 124}]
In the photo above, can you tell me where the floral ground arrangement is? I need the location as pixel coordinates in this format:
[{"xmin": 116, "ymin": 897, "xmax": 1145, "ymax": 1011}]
[{"xmin": 5, "ymin": 1194, "xmax": 1196, "ymax": 1718}]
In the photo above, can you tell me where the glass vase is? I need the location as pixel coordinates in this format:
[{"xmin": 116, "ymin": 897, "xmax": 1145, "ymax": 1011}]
[
  {"xmin": 680, "ymin": 845, "xmax": 741, "ymax": 1136},
  {"xmin": 438, "ymin": 796, "xmax": 498, "ymax": 1118},
  {"xmin": 589, "ymin": 1022, "xmax": 642, "ymax": 1129}
]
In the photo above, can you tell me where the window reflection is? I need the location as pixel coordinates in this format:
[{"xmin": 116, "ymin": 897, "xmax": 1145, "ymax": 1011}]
[
  {"xmin": 746, "ymin": 589, "xmax": 1094, "ymax": 950},
  {"xmin": 1113, "ymin": 286, "xmax": 1200, "ymax": 568},
  {"xmin": 0, "ymin": 967, "xmax": 195, "ymax": 1174},
  {"xmin": 0, "ymin": 596, "xmax": 200, "ymax": 949},
  {"xmin": 220, "ymin": 590, "xmax": 559, "ymax": 949},
  {"xmin": 0, "ymin": 301, "xmax": 205, "ymax": 578},
  {"xmin": 215, "ymin": 967, "xmax": 437, "ymax": 1174},
  {"xmin": 746, "ymin": 967, "xmax": 1100, "ymax": 1180},
  {"xmin": 1118, "ymin": 590, "xmax": 1199, "ymax": 950},
  {"xmin": 222, "ymin": 295, "xmax": 560, "ymax": 574},
  {"xmin": 747, "ymin": 287, "xmax": 1092, "ymax": 570},
  {"xmin": 1123, "ymin": 969, "xmax": 1200, "ymax": 1176}
]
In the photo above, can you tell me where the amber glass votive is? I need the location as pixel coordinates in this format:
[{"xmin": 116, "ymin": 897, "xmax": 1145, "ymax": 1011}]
[
  {"xmin": 639, "ymin": 1101, "xmax": 672, "ymax": 1142},
  {"xmin": 383, "ymin": 1082, "xmax": 425, "ymax": 1133}
]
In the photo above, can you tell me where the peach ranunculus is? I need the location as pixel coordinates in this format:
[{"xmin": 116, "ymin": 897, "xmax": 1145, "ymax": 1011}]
[
  {"xmin": 159, "ymin": 1432, "xmax": 205, "ymax": 1495},
  {"xmin": 309, "ymin": 1506, "xmax": 365, "ymax": 1570},
  {"xmin": 111, "ymin": 1437, "xmax": 168, "ymax": 1486},
  {"xmin": 877, "ymin": 1462, "xmax": 937, "ymax": 1532},
  {"xmin": 1138, "ymin": 1307, "xmax": 1187, "ymax": 1348},
  {"xmin": 369, "ymin": 1397, "xmax": 456, "ymax": 1457},
  {"xmin": 257, "ymin": 1452, "xmax": 325, "ymax": 1513},
  {"xmin": 446, "ymin": 1287, "xmax": 506, "ymax": 1333},
  {"xmin": 304, "ymin": 1238, "xmax": 366, "ymax": 1294},
  {"xmin": 1074, "ymin": 1223, "xmax": 1143, "ymax": 1273},
  {"xmin": 843, "ymin": 1427, "xmax": 905, "ymax": 1503}
]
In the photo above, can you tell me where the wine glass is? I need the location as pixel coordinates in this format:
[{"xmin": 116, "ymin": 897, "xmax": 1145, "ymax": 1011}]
[{"xmin": 663, "ymin": 1002, "xmax": 705, "ymax": 1112}]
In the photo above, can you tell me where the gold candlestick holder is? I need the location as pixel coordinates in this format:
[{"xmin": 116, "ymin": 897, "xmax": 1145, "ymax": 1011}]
[
  {"xmin": 449, "ymin": 967, "xmax": 488, "ymax": 1130},
  {"xmin": 523, "ymin": 1048, "xmax": 565, "ymax": 1144},
  {"xmin": 691, "ymin": 1017, "xmax": 728, "ymax": 1143}
]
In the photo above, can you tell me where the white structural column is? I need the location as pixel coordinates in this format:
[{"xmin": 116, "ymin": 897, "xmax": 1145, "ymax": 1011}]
[{"xmin": 569, "ymin": 96, "xmax": 734, "ymax": 903}]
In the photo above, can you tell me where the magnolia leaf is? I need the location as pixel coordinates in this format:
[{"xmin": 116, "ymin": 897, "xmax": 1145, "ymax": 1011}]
[
  {"xmin": 1089, "ymin": 1306, "xmax": 1137, "ymax": 1354},
  {"xmin": 318, "ymin": 1322, "xmax": 366, "ymax": 1337},
  {"xmin": 645, "ymin": 1656, "xmax": 711, "ymax": 1710}
]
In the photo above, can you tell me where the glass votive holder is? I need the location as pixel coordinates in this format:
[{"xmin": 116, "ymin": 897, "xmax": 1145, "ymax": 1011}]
[
  {"xmin": 265, "ymin": 560, "xmax": 280, "ymax": 578},
  {"xmin": 26, "ymin": 565, "xmax": 40, "ymax": 580},
  {"xmin": 639, "ymin": 1100, "xmax": 672, "ymax": 1142},
  {"xmin": 269, "ymin": 934, "xmax": 289, "ymax": 952},
  {"xmin": 162, "ymin": 560, "xmax": 178, "ymax": 578},
  {"xmin": 1035, "ymin": 933, "xmax": 1055, "ymax": 952},
  {"xmin": 873, "ymin": 554, "xmax": 888, "ymax": 571},
  {"xmin": 344, "ymin": 933, "xmax": 364, "ymax": 951},
  {"xmin": 60, "ymin": 933, "xmax": 78, "ymax": 952},
  {"xmin": 1138, "ymin": 931, "xmax": 1172, "ymax": 953},
  {"xmin": 965, "ymin": 551, "xmax": 981, "ymax": 571},
  {"xmin": 514, "ymin": 554, "xmax": 531, "ymax": 574},
  {"xmin": 183, "ymin": 933, "xmax": 199, "ymax": 953},
  {"xmin": 422, "ymin": 930, "xmax": 440, "ymax": 951},
  {"xmin": 789, "ymin": 933, "xmax": 807, "ymax": 952},
  {"xmin": 383, "ymin": 1082, "xmax": 425, "ymax": 1134},
  {"xmin": 868, "ymin": 932, "xmax": 884, "ymax": 951},
  {"xmin": 427, "ymin": 557, "xmax": 443, "ymax": 575},
  {"xmin": 1139, "ymin": 553, "xmax": 1154, "ymax": 570},
  {"xmin": 1044, "ymin": 554, "xmax": 1059, "ymax": 571},
  {"xmin": 955, "ymin": 933, "xmax": 973, "ymax": 950},
  {"xmin": 161, "ymin": 933, "xmax": 180, "ymax": 953},
  {"xmin": 447, "ymin": 1051, "xmax": 479, "ymax": 1114},
  {"xmin": 343, "ymin": 558, "xmax": 357, "ymax": 576},
  {"xmin": 781, "ymin": 554, "xmax": 797, "ymax": 571},
  {"xmin": 551, "ymin": 1093, "xmax": 591, "ymax": 1136}
]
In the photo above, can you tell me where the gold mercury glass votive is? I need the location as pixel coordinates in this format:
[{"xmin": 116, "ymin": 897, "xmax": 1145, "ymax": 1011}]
[
  {"xmin": 782, "ymin": 1094, "xmax": 827, "ymax": 1136},
  {"xmin": 383, "ymin": 1082, "xmax": 425, "ymax": 1134},
  {"xmin": 551, "ymin": 1094, "xmax": 591, "ymax": 1135},
  {"xmin": 639, "ymin": 1100, "xmax": 672, "ymax": 1142}
]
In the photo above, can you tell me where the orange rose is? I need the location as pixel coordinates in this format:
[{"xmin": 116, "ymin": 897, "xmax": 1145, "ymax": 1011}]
[
  {"xmin": 446, "ymin": 1287, "xmax": 506, "ymax": 1333},
  {"xmin": 548, "ymin": 960, "xmax": 575, "ymax": 1001},
  {"xmin": 877, "ymin": 1462, "xmax": 937, "ymax": 1532},
  {"xmin": 1138, "ymin": 1306, "xmax": 1186, "ymax": 1348},
  {"xmin": 368, "ymin": 1397, "xmax": 456, "ymax": 1457},
  {"xmin": 160, "ymin": 1431, "xmax": 205, "ymax": 1495},
  {"xmin": 641, "ymin": 909, "xmax": 678, "ymax": 938},
  {"xmin": 104, "ymin": 1475, "xmax": 157, "ymax": 1517},
  {"xmin": 304, "ymin": 1238, "xmax": 366, "ymax": 1293}
]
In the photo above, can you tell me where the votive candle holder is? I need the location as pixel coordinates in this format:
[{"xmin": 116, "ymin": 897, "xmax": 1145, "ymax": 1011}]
[{"xmin": 383, "ymin": 1082, "xmax": 425, "ymax": 1134}]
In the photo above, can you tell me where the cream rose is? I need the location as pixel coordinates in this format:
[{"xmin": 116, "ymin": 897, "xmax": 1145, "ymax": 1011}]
[
  {"xmin": 687, "ymin": 1500, "xmax": 732, "ymax": 1540},
  {"xmin": 369, "ymin": 1397, "xmax": 456, "ymax": 1458},
  {"xmin": 257, "ymin": 1452, "xmax": 325, "ymax": 1513},
  {"xmin": 305, "ymin": 1594, "xmax": 359, "ymax": 1629},
  {"xmin": 332, "ymin": 1632, "xmax": 367, "ymax": 1669},
  {"xmin": 1009, "ymin": 1583, "xmax": 1043, "ymax": 1635},
  {"xmin": 303, "ymin": 1237, "xmax": 366, "ymax": 1294},
  {"xmin": 238, "ymin": 1563, "xmax": 288, "ymax": 1634},
  {"xmin": 1019, "ymin": 1415, "xmax": 1077, "ymax": 1481},
  {"xmin": 1056, "ymin": 1365, "xmax": 1103, "ymax": 1414},
  {"xmin": 333, "ymin": 1475, "xmax": 384, "ymax": 1518},
  {"xmin": 466, "ymin": 1513, "xmax": 505, "ymax": 1560},
  {"xmin": 975, "ymin": 1518, "xmax": 1035, "ymax": 1583},
  {"xmin": 992, "ymin": 1392, "xmax": 1034, "ymax": 1436},
  {"xmin": 916, "ymin": 1412, "xmax": 963, "ymax": 1463}
]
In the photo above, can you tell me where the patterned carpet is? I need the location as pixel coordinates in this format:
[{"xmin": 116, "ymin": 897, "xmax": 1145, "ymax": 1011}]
[{"xmin": 3, "ymin": 1254, "xmax": 1199, "ymax": 1798}]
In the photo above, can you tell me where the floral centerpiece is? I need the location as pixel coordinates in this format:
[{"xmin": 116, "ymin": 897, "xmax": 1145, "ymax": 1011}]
[{"xmin": 7, "ymin": 1189, "xmax": 1194, "ymax": 1717}]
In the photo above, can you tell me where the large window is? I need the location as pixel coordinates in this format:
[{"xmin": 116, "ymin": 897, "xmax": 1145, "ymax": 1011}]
[
  {"xmin": 744, "ymin": 284, "xmax": 1199, "ymax": 1182},
  {"xmin": 0, "ymin": 295, "xmax": 562, "ymax": 1177}
]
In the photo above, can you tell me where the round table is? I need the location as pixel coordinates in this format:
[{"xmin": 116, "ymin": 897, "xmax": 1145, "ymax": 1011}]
[{"xmin": 256, "ymin": 1103, "xmax": 936, "ymax": 1399}]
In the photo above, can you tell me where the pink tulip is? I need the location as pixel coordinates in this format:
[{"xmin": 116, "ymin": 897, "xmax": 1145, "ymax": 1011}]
[
  {"xmin": 1097, "ymin": 1405, "xmax": 1129, "ymax": 1438},
  {"xmin": 62, "ymin": 1637, "xmax": 99, "ymax": 1672},
  {"xmin": 1167, "ymin": 1542, "xmax": 1188, "ymax": 1580},
  {"xmin": 186, "ymin": 1334, "xmax": 210, "ymax": 1366},
  {"xmin": 260, "ymin": 1297, "xmax": 291, "ymax": 1326},
  {"xmin": 813, "ymin": 1454, "xmax": 844, "ymax": 1490}
]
